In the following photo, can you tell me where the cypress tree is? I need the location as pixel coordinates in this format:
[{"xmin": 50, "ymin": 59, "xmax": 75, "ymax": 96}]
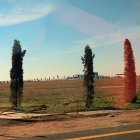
[
  {"xmin": 10, "ymin": 40, "xmax": 26, "ymax": 108},
  {"xmin": 123, "ymin": 39, "xmax": 136, "ymax": 103},
  {"xmin": 81, "ymin": 45, "xmax": 95, "ymax": 108}
]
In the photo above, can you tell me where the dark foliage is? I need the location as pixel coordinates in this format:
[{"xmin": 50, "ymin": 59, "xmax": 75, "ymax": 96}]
[
  {"xmin": 10, "ymin": 40, "xmax": 26, "ymax": 108},
  {"xmin": 81, "ymin": 45, "xmax": 95, "ymax": 108}
]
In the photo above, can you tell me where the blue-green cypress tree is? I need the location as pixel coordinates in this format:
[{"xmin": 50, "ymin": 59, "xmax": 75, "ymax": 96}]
[
  {"xmin": 10, "ymin": 40, "xmax": 26, "ymax": 108},
  {"xmin": 81, "ymin": 45, "xmax": 95, "ymax": 108}
]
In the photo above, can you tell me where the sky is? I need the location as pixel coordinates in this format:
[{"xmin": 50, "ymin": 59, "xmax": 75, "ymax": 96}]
[{"xmin": 0, "ymin": 0, "xmax": 140, "ymax": 80}]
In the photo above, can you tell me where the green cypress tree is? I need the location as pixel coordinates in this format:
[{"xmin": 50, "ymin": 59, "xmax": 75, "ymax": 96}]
[
  {"xmin": 10, "ymin": 40, "xmax": 26, "ymax": 108},
  {"xmin": 81, "ymin": 45, "xmax": 95, "ymax": 108},
  {"xmin": 124, "ymin": 39, "xmax": 136, "ymax": 103}
]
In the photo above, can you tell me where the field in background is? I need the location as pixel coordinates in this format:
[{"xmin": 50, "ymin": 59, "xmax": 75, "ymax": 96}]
[{"xmin": 0, "ymin": 77, "xmax": 140, "ymax": 113}]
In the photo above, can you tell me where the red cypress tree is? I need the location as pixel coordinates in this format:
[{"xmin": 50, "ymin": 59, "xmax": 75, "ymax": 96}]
[{"xmin": 123, "ymin": 39, "xmax": 136, "ymax": 103}]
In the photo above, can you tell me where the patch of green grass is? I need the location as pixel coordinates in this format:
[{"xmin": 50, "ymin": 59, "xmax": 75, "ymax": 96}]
[
  {"xmin": 93, "ymin": 96, "xmax": 115, "ymax": 110},
  {"xmin": 0, "ymin": 78, "xmax": 140, "ymax": 114},
  {"xmin": 123, "ymin": 93, "xmax": 140, "ymax": 110}
]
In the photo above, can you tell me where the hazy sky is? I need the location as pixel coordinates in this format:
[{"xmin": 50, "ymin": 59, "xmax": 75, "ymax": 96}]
[{"xmin": 0, "ymin": 0, "xmax": 140, "ymax": 80}]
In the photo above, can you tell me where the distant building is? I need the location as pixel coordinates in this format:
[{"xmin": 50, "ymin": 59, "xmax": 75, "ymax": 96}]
[
  {"xmin": 94, "ymin": 72, "xmax": 99, "ymax": 79},
  {"xmin": 76, "ymin": 74, "xmax": 84, "ymax": 80},
  {"xmin": 66, "ymin": 72, "xmax": 99, "ymax": 80},
  {"xmin": 66, "ymin": 75, "xmax": 80, "ymax": 80},
  {"xmin": 116, "ymin": 74, "xmax": 124, "ymax": 78}
]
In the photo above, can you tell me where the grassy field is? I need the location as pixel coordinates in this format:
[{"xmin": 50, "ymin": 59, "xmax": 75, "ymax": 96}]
[{"xmin": 0, "ymin": 77, "xmax": 140, "ymax": 113}]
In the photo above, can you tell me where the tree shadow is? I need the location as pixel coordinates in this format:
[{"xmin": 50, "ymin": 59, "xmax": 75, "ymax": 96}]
[{"xmin": 135, "ymin": 100, "xmax": 140, "ymax": 104}]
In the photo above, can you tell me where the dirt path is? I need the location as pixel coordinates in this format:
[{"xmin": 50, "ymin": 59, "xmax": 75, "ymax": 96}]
[{"xmin": 0, "ymin": 109, "xmax": 140, "ymax": 139}]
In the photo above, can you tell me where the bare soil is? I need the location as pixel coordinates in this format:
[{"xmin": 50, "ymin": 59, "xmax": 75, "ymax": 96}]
[{"xmin": 0, "ymin": 109, "xmax": 140, "ymax": 140}]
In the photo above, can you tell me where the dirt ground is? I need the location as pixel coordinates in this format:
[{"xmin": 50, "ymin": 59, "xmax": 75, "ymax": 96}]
[{"xmin": 0, "ymin": 109, "xmax": 140, "ymax": 139}]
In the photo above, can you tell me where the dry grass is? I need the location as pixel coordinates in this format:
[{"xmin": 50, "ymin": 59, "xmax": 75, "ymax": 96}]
[{"xmin": 0, "ymin": 77, "xmax": 140, "ymax": 113}]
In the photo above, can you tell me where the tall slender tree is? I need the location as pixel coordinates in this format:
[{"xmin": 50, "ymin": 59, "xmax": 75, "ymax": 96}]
[
  {"xmin": 123, "ymin": 39, "xmax": 136, "ymax": 103},
  {"xmin": 81, "ymin": 45, "xmax": 95, "ymax": 108},
  {"xmin": 10, "ymin": 40, "xmax": 26, "ymax": 108}
]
